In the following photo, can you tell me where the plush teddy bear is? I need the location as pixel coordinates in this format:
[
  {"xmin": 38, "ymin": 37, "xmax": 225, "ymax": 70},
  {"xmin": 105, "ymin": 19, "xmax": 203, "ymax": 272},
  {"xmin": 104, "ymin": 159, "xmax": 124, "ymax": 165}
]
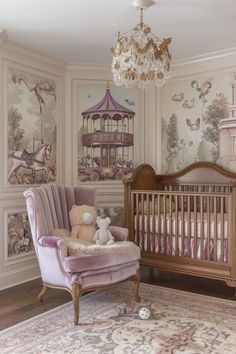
[
  {"xmin": 69, "ymin": 204, "xmax": 97, "ymax": 243},
  {"xmin": 93, "ymin": 216, "xmax": 115, "ymax": 245}
]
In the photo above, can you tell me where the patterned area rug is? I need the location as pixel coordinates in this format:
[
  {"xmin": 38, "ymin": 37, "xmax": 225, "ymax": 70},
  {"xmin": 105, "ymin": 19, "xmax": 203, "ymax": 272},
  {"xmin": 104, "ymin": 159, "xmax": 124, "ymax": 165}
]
[{"xmin": 1, "ymin": 282, "xmax": 236, "ymax": 353}]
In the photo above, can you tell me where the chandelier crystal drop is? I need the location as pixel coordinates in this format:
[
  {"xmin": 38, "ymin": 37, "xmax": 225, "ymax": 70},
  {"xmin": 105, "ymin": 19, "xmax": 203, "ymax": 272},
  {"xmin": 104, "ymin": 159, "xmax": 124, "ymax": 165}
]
[{"xmin": 111, "ymin": 7, "xmax": 172, "ymax": 88}]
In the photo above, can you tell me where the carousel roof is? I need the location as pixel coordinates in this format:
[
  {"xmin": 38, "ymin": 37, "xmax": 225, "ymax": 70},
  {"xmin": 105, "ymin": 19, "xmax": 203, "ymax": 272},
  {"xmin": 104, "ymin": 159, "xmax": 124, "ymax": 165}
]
[{"xmin": 81, "ymin": 87, "xmax": 135, "ymax": 120}]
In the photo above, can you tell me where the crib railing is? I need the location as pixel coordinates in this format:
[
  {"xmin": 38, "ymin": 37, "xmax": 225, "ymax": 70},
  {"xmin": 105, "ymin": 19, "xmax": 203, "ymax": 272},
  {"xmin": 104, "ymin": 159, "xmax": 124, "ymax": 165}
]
[
  {"xmin": 131, "ymin": 190, "xmax": 231, "ymax": 264},
  {"xmin": 162, "ymin": 183, "xmax": 231, "ymax": 193}
]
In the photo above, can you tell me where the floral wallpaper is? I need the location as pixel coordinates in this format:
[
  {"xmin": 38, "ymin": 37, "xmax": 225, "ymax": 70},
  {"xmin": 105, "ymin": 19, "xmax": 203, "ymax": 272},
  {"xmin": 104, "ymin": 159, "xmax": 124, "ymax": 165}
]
[{"xmin": 161, "ymin": 71, "xmax": 236, "ymax": 173}]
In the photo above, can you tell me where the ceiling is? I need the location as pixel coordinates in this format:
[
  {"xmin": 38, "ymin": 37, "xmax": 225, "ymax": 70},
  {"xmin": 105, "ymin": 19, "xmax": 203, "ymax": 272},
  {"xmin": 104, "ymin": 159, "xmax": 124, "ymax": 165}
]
[{"xmin": 0, "ymin": 0, "xmax": 236, "ymax": 65}]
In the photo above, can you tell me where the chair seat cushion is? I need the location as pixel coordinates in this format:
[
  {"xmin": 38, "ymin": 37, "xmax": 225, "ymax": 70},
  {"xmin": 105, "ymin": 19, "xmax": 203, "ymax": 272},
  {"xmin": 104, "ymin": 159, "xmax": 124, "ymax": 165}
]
[
  {"xmin": 59, "ymin": 236, "xmax": 141, "ymax": 261},
  {"xmin": 63, "ymin": 252, "xmax": 137, "ymax": 273}
]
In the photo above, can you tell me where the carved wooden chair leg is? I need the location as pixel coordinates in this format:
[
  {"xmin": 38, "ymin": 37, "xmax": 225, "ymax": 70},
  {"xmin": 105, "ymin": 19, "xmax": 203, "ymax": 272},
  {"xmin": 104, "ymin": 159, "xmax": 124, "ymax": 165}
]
[
  {"xmin": 133, "ymin": 270, "xmax": 141, "ymax": 303},
  {"xmin": 38, "ymin": 284, "xmax": 48, "ymax": 302},
  {"xmin": 72, "ymin": 283, "xmax": 81, "ymax": 325}
]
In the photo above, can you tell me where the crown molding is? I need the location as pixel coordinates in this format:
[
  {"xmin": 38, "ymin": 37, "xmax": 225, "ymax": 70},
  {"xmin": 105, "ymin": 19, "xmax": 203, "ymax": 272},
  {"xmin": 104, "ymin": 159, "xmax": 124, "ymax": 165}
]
[
  {"xmin": 0, "ymin": 32, "xmax": 66, "ymax": 73},
  {"xmin": 173, "ymin": 47, "xmax": 236, "ymax": 67},
  {"xmin": 67, "ymin": 62, "xmax": 110, "ymax": 72},
  {"xmin": 170, "ymin": 47, "xmax": 236, "ymax": 79}
]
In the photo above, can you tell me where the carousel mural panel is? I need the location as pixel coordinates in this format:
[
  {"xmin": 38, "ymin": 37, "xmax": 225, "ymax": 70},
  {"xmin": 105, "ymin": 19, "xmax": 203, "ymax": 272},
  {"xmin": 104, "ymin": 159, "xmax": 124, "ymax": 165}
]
[
  {"xmin": 7, "ymin": 211, "xmax": 33, "ymax": 259},
  {"xmin": 162, "ymin": 70, "xmax": 236, "ymax": 173},
  {"xmin": 7, "ymin": 67, "xmax": 57, "ymax": 185},
  {"xmin": 77, "ymin": 82, "xmax": 139, "ymax": 182}
]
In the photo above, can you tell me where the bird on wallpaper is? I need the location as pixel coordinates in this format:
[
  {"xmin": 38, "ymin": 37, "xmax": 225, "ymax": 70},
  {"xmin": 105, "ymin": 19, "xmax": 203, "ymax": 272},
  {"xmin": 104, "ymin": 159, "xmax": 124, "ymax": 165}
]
[
  {"xmin": 11, "ymin": 71, "xmax": 57, "ymax": 115},
  {"xmin": 172, "ymin": 93, "xmax": 184, "ymax": 102},
  {"xmin": 191, "ymin": 78, "xmax": 213, "ymax": 103},
  {"xmin": 182, "ymin": 98, "xmax": 195, "ymax": 109},
  {"xmin": 186, "ymin": 118, "xmax": 201, "ymax": 131},
  {"xmin": 125, "ymin": 99, "xmax": 136, "ymax": 106}
]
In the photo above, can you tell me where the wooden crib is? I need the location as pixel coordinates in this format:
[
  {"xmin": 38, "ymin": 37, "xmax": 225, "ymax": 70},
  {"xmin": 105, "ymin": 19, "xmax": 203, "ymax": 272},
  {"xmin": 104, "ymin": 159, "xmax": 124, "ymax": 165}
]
[{"xmin": 123, "ymin": 162, "xmax": 236, "ymax": 291}]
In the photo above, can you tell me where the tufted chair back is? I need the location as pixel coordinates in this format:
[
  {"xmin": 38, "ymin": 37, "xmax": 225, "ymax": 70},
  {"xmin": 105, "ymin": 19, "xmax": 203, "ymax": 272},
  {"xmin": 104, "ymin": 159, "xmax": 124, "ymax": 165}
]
[{"xmin": 24, "ymin": 184, "xmax": 96, "ymax": 252}]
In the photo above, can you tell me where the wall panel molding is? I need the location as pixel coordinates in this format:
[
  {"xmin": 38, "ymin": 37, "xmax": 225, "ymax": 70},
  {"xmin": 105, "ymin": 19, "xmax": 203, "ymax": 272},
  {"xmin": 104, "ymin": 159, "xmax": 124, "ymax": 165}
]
[
  {"xmin": 0, "ymin": 264, "xmax": 40, "ymax": 290},
  {"xmin": 0, "ymin": 39, "xmax": 65, "ymax": 289}
]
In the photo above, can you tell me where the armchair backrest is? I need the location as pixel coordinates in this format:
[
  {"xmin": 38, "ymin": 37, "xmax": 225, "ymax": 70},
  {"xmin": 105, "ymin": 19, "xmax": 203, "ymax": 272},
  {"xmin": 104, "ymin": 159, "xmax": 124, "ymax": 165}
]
[{"xmin": 24, "ymin": 184, "xmax": 96, "ymax": 252}]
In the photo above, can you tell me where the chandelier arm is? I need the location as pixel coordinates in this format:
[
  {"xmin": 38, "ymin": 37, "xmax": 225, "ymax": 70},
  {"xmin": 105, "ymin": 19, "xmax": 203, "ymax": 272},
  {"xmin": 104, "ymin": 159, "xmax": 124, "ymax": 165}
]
[
  {"xmin": 119, "ymin": 37, "xmax": 171, "ymax": 55},
  {"xmin": 149, "ymin": 31, "xmax": 161, "ymax": 41},
  {"xmin": 118, "ymin": 25, "xmax": 143, "ymax": 38}
]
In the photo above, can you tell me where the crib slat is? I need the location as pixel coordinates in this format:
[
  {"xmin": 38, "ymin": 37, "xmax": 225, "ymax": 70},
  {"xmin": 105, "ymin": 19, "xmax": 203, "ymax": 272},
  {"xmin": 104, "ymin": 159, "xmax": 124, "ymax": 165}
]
[
  {"xmin": 146, "ymin": 193, "xmax": 150, "ymax": 253},
  {"xmin": 175, "ymin": 195, "xmax": 178, "ymax": 256},
  {"xmin": 163, "ymin": 195, "xmax": 167, "ymax": 255},
  {"xmin": 136, "ymin": 193, "xmax": 140, "ymax": 249},
  {"xmin": 220, "ymin": 196, "xmax": 224, "ymax": 263},
  {"xmin": 187, "ymin": 196, "xmax": 191, "ymax": 257},
  {"xmin": 194, "ymin": 196, "xmax": 197, "ymax": 259},
  {"xmin": 131, "ymin": 192, "xmax": 135, "ymax": 242},
  {"xmin": 181, "ymin": 195, "xmax": 184, "ymax": 257},
  {"xmin": 200, "ymin": 196, "xmax": 204, "ymax": 260},
  {"xmin": 207, "ymin": 196, "xmax": 210, "ymax": 261},
  {"xmin": 169, "ymin": 194, "xmax": 173, "ymax": 255},
  {"xmin": 151, "ymin": 193, "xmax": 155, "ymax": 254},
  {"xmin": 163, "ymin": 194, "xmax": 166, "ymax": 234},
  {"xmin": 141, "ymin": 194, "xmax": 144, "ymax": 251},
  {"xmin": 158, "ymin": 194, "xmax": 161, "ymax": 254},
  {"xmin": 214, "ymin": 196, "xmax": 217, "ymax": 261}
]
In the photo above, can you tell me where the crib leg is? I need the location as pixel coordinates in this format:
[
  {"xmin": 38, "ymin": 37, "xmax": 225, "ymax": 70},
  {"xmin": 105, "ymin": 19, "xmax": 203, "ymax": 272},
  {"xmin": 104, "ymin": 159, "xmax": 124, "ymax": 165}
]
[{"xmin": 225, "ymin": 280, "xmax": 236, "ymax": 296}]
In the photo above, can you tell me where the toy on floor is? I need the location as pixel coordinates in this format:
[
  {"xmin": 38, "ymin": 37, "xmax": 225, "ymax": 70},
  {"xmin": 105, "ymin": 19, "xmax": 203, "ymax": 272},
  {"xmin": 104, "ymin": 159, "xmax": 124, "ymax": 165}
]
[
  {"xmin": 116, "ymin": 305, "xmax": 151, "ymax": 320},
  {"xmin": 138, "ymin": 307, "xmax": 151, "ymax": 320}
]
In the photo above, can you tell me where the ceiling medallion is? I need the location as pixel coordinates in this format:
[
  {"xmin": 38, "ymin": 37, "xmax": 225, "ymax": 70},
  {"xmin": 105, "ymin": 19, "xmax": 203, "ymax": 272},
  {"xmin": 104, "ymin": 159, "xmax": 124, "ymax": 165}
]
[{"xmin": 111, "ymin": 0, "xmax": 172, "ymax": 88}]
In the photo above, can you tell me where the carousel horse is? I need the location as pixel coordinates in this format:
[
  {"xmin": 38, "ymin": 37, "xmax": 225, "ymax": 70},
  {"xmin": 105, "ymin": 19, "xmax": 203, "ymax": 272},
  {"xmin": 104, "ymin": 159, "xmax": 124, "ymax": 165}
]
[{"xmin": 8, "ymin": 143, "xmax": 52, "ymax": 183}]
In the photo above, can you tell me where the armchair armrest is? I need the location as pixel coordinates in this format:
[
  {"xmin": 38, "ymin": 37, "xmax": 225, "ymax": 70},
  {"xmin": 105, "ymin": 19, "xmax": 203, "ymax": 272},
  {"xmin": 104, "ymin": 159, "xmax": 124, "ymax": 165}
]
[
  {"xmin": 108, "ymin": 226, "xmax": 129, "ymax": 242},
  {"xmin": 38, "ymin": 236, "xmax": 68, "ymax": 265},
  {"xmin": 39, "ymin": 236, "xmax": 63, "ymax": 248}
]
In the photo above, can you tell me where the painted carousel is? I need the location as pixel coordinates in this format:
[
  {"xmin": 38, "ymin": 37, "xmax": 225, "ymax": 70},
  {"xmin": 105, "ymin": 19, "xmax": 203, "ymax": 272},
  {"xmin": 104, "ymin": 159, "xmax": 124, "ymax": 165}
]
[{"xmin": 79, "ymin": 84, "xmax": 135, "ymax": 181}]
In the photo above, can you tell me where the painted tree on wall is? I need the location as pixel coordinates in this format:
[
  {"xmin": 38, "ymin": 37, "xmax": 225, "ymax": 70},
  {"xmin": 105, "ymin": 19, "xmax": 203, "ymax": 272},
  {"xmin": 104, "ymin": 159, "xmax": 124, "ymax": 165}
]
[
  {"xmin": 166, "ymin": 113, "xmax": 179, "ymax": 171},
  {"xmin": 202, "ymin": 93, "xmax": 228, "ymax": 162},
  {"xmin": 8, "ymin": 107, "xmax": 25, "ymax": 152},
  {"xmin": 197, "ymin": 141, "xmax": 208, "ymax": 161},
  {"xmin": 12, "ymin": 71, "xmax": 57, "ymax": 140}
]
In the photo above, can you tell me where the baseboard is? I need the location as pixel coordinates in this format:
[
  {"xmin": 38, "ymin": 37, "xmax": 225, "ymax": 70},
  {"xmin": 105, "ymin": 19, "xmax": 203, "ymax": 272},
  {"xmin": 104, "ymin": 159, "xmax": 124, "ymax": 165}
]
[{"xmin": 0, "ymin": 265, "xmax": 40, "ymax": 290}]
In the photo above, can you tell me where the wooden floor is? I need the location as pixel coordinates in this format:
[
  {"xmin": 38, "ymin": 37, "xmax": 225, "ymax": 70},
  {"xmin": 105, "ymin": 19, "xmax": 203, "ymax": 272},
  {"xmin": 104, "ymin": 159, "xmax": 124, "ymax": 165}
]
[{"xmin": 0, "ymin": 266, "xmax": 235, "ymax": 331}]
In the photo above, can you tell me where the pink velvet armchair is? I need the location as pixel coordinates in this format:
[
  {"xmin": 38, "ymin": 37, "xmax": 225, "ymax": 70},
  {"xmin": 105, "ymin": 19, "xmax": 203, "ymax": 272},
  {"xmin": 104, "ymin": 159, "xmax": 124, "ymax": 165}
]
[{"xmin": 24, "ymin": 183, "xmax": 140, "ymax": 324}]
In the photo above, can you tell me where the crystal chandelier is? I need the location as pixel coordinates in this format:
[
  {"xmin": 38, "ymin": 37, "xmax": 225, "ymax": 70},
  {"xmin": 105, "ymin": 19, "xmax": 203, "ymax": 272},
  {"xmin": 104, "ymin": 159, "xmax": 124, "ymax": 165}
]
[{"xmin": 111, "ymin": 1, "xmax": 172, "ymax": 88}]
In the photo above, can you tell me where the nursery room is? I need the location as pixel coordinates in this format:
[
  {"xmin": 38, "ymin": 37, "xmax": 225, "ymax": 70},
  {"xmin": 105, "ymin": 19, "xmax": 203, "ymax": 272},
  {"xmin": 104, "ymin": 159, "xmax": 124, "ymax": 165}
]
[{"xmin": 0, "ymin": 0, "xmax": 236, "ymax": 352}]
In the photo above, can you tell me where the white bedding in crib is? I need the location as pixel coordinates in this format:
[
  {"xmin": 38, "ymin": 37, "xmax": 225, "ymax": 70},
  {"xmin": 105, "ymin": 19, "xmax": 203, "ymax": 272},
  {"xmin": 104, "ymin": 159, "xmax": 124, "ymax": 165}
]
[{"xmin": 134, "ymin": 212, "xmax": 228, "ymax": 240}]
